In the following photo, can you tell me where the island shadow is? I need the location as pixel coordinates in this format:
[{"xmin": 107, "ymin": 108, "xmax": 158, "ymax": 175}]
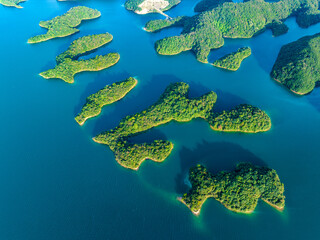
[
  {"xmin": 175, "ymin": 140, "xmax": 267, "ymax": 194},
  {"xmin": 306, "ymin": 86, "xmax": 320, "ymax": 113}
]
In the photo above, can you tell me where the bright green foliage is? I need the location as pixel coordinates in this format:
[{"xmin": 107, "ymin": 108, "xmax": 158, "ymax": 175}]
[
  {"xmin": 40, "ymin": 53, "xmax": 120, "ymax": 83},
  {"xmin": 40, "ymin": 33, "xmax": 119, "ymax": 83},
  {"xmin": 56, "ymin": 33, "xmax": 113, "ymax": 64},
  {"xmin": 125, "ymin": 0, "xmax": 181, "ymax": 13},
  {"xmin": 93, "ymin": 82, "xmax": 271, "ymax": 170},
  {"xmin": 145, "ymin": 16, "xmax": 186, "ymax": 32},
  {"xmin": 270, "ymin": 32, "xmax": 320, "ymax": 95},
  {"xmin": 148, "ymin": 0, "xmax": 320, "ymax": 63},
  {"xmin": 194, "ymin": 0, "xmax": 231, "ymax": 12},
  {"xmin": 212, "ymin": 47, "xmax": 251, "ymax": 71},
  {"xmin": 28, "ymin": 6, "xmax": 101, "ymax": 44},
  {"xmin": 75, "ymin": 78, "xmax": 138, "ymax": 126},
  {"xmin": 181, "ymin": 163, "xmax": 285, "ymax": 215},
  {"xmin": 93, "ymin": 82, "xmax": 217, "ymax": 170},
  {"xmin": 0, "ymin": 0, "xmax": 26, "ymax": 8},
  {"xmin": 207, "ymin": 104, "xmax": 271, "ymax": 133}
]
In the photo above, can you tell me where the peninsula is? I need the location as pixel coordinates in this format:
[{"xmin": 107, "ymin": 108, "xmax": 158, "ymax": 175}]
[
  {"xmin": 146, "ymin": 0, "xmax": 320, "ymax": 63},
  {"xmin": 0, "ymin": 0, "xmax": 26, "ymax": 8},
  {"xmin": 179, "ymin": 163, "xmax": 285, "ymax": 215},
  {"xmin": 93, "ymin": 82, "xmax": 271, "ymax": 170},
  {"xmin": 212, "ymin": 47, "xmax": 251, "ymax": 71},
  {"xmin": 28, "ymin": 6, "xmax": 101, "ymax": 44},
  {"xmin": 125, "ymin": 0, "xmax": 181, "ymax": 15},
  {"xmin": 75, "ymin": 77, "xmax": 138, "ymax": 126},
  {"xmin": 270, "ymin": 32, "xmax": 320, "ymax": 95},
  {"xmin": 39, "ymin": 33, "xmax": 120, "ymax": 83}
]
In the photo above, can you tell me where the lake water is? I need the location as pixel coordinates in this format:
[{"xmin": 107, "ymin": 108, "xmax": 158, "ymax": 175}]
[{"xmin": 0, "ymin": 1, "xmax": 319, "ymax": 239}]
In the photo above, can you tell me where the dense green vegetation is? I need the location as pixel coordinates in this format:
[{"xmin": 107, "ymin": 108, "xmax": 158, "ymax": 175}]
[
  {"xmin": 145, "ymin": 16, "xmax": 186, "ymax": 32},
  {"xmin": 93, "ymin": 82, "xmax": 271, "ymax": 170},
  {"xmin": 267, "ymin": 20, "xmax": 289, "ymax": 36},
  {"xmin": 180, "ymin": 163, "xmax": 285, "ymax": 215},
  {"xmin": 148, "ymin": 0, "xmax": 320, "ymax": 63},
  {"xmin": 212, "ymin": 47, "xmax": 251, "ymax": 71},
  {"xmin": 93, "ymin": 82, "xmax": 217, "ymax": 169},
  {"xmin": 125, "ymin": 0, "xmax": 181, "ymax": 13},
  {"xmin": 40, "ymin": 53, "xmax": 120, "ymax": 83},
  {"xmin": 207, "ymin": 104, "xmax": 271, "ymax": 133},
  {"xmin": 56, "ymin": 33, "xmax": 113, "ymax": 64},
  {"xmin": 40, "ymin": 33, "xmax": 119, "ymax": 83},
  {"xmin": 194, "ymin": 0, "xmax": 231, "ymax": 12},
  {"xmin": 28, "ymin": 6, "xmax": 101, "ymax": 44},
  {"xmin": 75, "ymin": 78, "xmax": 138, "ymax": 126},
  {"xmin": 0, "ymin": 0, "xmax": 26, "ymax": 8},
  {"xmin": 271, "ymin": 32, "xmax": 320, "ymax": 95}
]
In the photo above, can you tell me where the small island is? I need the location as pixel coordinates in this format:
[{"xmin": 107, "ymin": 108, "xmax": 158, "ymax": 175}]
[
  {"xmin": 212, "ymin": 47, "xmax": 251, "ymax": 71},
  {"xmin": 146, "ymin": 0, "xmax": 320, "ymax": 63},
  {"xmin": 93, "ymin": 82, "xmax": 271, "ymax": 170},
  {"xmin": 40, "ymin": 33, "xmax": 120, "ymax": 83},
  {"xmin": 75, "ymin": 77, "xmax": 138, "ymax": 126},
  {"xmin": 207, "ymin": 104, "xmax": 271, "ymax": 133},
  {"xmin": 0, "ymin": 0, "xmax": 26, "ymax": 8},
  {"xmin": 179, "ymin": 163, "xmax": 285, "ymax": 215},
  {"xmin": 28, "ymin": 6, "xmax": 101, "ymax": 44},
  {"xmin": 270, "ymin": 32, "xmax": 320, "ymax": 95},
  {"xmin": 125, "ymin": 0, "xmax": 181, "ymax": 15}
]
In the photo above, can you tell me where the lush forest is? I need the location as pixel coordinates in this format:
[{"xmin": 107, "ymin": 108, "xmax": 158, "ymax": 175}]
[
  {"xmin": 93, "ymin": 82, "xmax": 271, "ymax": 170},
  {"xmin": 75, "ymin": 78, "xmax": 138, "ymax": 125},
  {"xmin": 212, "ymin": 47, "xmax": 251, "ymax": 71},
  {"xmin": 148, "ymin": 0, "xmax": 320, "ymax": 63},
  {"xmin": 28, "ymin": 6, "xmax": 101, "ymax": 44},
  {"xmin": 180, "ymin": 163, "xmax": 285, "ymax": 215},
  {"xmin": 271, "ymin": 32, "xmax": 320, "ymax": 95}
]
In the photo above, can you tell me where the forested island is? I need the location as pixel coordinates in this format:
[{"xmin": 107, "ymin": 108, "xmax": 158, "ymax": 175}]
[
  {"xmin": 93, "ymin": 82, "xmax": 271, "ymax": 170},
  {"xmin": 179, "ymin": 163, "xmax": 285, "ymax": 215},
  {"xmin": 0, "ymin": 0, "xmax": 26, "ymax": 8},
  {"xmin": 28, "ymin": 6, "xmax": 101, "ymax": 44},
  {"xmin": 270, "ymin": 32, "xmax": 320, "ymax": 95},
  {"xmin": 212, "ymin": 47, "xmax": 251, "ymax": 71},
  {"xmin": 146, "ymin": 0, "xmax": 320, "ymax": 63},
  {"xmin": 75, "ymin": 78, "xmax": 138, "ymax": 125},
  {"xmin": 125, "ymin": 0, "xmax": 181, "ymax": 14},
  {"xmin": 40, "ymin": 33, "xmax": 120, "ymax": 83}
]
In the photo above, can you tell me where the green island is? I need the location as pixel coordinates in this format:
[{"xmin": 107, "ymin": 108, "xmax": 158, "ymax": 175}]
[
  {"xmin": 28, "ymin": 6, "xmax": 101, "ymax": 44},
  {"xmin": 0, "ymin": 0, "xmax": 26, "ymax": 8},
  {"xmin": 75, "ymin": 77, "xmax": 138, "ymax": 126},
  {"xmin": 146, "ymin": 0, "xmax": 320, "ymax": 63},
  {"xmin": 208, "ymin": 104, "xmax": 271, "ymax": 133},
  {"xmin": 125, "ymin": 0, "xmax": 181, "ymax": 14},
  {"xmin": 212, "ymin": 47, "xmax": 251, "ymax": 71},
  {"xmin": 93, "ymin": 82, "xmax": 271, "ymax": 170},
  {"xmin": 270, "ymin": 32, "xmax": 320, "ymax": 95},
  {"xmin": 40, "ymin": 33, "xmax": 120, "ymax": 83},
  {"xmin": 179, "ymin": 163, "xmax": 285, "ymax": 215},
  {"xmin": 194, "ymin": 0, "xmax": 231, "ymax": 12}
]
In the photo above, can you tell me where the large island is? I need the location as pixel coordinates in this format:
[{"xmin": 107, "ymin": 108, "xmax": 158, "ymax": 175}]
[
  {"xmin": 93, "ymin": 82, "xmax": 271, "ymax": 170},
  {"xmin": 145, "ymin": 0, "xmax": 320, "ymax": 63},
  {"xmin": 28, "ymin": 6, "xmax": 101, "ymax": 44},
  {"xmin": 40, "ymin": 33, "xmax": 120, "ymax": 83},
  {"xmin": 179, "ymin": 163, "xmax": 285, "ymax": 215},
  {"xmin": 270, "ymin": 32, "xmax": 320, "ymax": 95}
]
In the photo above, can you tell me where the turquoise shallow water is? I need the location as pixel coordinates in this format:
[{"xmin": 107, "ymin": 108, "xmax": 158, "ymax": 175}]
[{"xmin": 0, "ymin": 1, "xmax": 320, "ymax": 239}]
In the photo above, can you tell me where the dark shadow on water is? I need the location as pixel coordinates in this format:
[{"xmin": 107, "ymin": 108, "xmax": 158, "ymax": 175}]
[
  {"xmin": 175, "ymin": 140, "xmax": 267, "ymax": 194},
  {"xmin": 213, "ymin": 90, "xmax": 247, "ymax": 112},
  {"xmin": 306, "ymin": 87, "xmax": 320, "ymax": 113}
]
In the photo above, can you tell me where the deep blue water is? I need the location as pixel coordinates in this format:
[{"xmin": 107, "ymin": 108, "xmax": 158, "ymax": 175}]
[{"xmin": 0, "ymin": 1, "xmax": 320, "ymax": 239}]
